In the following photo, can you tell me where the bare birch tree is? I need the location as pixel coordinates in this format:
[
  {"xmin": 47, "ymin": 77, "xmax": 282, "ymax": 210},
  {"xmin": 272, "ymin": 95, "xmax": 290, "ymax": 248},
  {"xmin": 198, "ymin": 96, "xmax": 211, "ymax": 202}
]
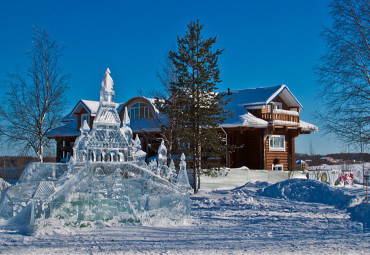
[
  {"xmin": 0, "ymin": 26, "xmax": 70, "ymax": 162},
  {"xmin": 316, "ymin": 0, "xmax": 370, "ymax": 146}
]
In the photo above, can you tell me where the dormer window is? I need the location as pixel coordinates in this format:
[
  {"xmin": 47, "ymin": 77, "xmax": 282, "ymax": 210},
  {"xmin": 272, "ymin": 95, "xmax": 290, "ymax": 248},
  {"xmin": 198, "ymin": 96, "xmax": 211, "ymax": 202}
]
[
  {"xmin": 129, "ymin": 102, "xmax": 152, "ymax": 119},
  {"xmin": 81, "ymin": 114, "xmax": 90, "ymax": 126}
]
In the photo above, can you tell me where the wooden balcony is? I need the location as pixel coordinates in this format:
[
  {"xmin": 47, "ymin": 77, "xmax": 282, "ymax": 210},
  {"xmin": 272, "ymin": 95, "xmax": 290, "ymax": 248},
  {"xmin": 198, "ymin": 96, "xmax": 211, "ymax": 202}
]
[{"xmin": 261, "ymin": 111, "xmax": 300, "ymax": 125}]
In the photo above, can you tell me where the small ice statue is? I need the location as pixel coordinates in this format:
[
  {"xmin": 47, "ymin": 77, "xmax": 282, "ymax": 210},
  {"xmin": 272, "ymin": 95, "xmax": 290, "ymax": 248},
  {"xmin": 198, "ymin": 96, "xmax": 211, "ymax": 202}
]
[
  {"xmin": 158, "ymin": 140, "xmax": 167, "ymax": 167},
  {"xmin": 120, "ymin": 107, "xmax": 132, "ymax": 142},
  {"xmin": 168, "ymin": 159, "xmax": 177, "ymax": 183},
  {"xmin": 132, "ymin": 134, "xmax": 146, "ymax": 161},
  {"xmin": 176, "ymin": 153, "xmax": 191, "ymax": 191},
  {"xmin": 149, "ymin": 160, "xmax": 158, "ymax": 174},
  {"xmin": 132, "ymin": 134, "xmax": 141, "ymax": 151}
]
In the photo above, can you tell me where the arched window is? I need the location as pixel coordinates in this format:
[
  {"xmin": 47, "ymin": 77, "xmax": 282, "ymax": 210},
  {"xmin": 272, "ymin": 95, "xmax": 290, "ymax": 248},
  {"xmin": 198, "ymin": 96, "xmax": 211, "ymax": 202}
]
[{"xmin": 128, "ymin": 102, "xmax": 153, "ymax": 119}]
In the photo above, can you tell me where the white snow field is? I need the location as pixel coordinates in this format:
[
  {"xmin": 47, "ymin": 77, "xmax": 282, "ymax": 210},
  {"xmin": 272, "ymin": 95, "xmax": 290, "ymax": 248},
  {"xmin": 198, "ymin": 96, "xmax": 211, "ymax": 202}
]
[{"xmin": 1, "ymin": 177, "xmax": 369, "ymax": 255}]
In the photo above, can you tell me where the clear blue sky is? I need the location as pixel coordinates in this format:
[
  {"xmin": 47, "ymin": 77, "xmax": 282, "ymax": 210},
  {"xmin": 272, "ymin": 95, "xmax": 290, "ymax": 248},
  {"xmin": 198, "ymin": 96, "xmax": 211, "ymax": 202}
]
[{"xmin": 0, "ymin": 0, "xmax": 345, "ymax": 155}]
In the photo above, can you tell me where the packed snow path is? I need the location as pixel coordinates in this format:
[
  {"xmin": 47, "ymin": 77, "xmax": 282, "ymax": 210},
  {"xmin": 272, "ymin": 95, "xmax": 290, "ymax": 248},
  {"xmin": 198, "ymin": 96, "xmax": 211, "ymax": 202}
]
[{"xmin": 0, "ymin": 182, "xmax": 369, "ymax": 254}]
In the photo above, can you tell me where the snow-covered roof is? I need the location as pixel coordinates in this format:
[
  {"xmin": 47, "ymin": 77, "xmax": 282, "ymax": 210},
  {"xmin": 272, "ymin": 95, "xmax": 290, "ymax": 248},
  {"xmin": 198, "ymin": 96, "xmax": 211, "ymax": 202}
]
[
  {"xmin": 144, "ymin": 97, "xmax": 160, "ymax": 113},
  {"xmin": 224, "ymin": 85, "xmax": 303, "ymax": 110},
  {"xmin": 69, "ymin": 99, "xmax": 123, "ymax": 118},
  {"xmin": 221, "ymin": 84, "xmax": 304, "ymax": 128},
  {"xmin": 130, "ymin": 117, "xmax": 163, "ymax": 133},
  {"xmin": 46, "ymin": 118, "xmax": 81, "ymax": 138},
  {"xmin": 69, "ymin": 100, "xmax": 99, "ymax": 117},
  {"xmin": 299, "ymin": 120, "xmax": 318, "ymax": 132},
  {"xmin": 222, "ymin": 112, "xmax": 268, "ymax": 128}
]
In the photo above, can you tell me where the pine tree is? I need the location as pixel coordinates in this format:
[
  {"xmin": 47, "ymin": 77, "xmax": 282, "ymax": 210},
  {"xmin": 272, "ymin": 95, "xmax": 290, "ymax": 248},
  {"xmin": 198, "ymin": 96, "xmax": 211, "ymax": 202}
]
[{"xmin": 158, "ymin": 20, "xmax": 231, "ymax": 193}]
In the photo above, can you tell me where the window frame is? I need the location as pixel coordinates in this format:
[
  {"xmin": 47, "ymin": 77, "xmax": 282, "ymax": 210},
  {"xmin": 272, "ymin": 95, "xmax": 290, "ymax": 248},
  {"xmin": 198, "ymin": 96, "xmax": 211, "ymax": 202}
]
[
  {"xmin": 272, "ymin": 164, "xmax": 284, "ymax": 171},
  {"xmin": 268, "ymin": 102, "xmax": 283, "ymax": 112},
  {"xmin": 128, "ymin": 102, "xmax": 152, "ymax": 120},
  {"xmin": 269, "ymin": 135, "xmax": 285, "ymax": 151},
  {"xmin": 81, "ymin": 113, "xmax": 90, "ymax": 126}
]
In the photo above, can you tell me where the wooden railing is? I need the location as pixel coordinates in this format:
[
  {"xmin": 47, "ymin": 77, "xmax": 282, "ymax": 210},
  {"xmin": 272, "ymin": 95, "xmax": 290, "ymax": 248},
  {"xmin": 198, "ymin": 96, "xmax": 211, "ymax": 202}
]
[{"xmin": 261, "ymin": 112, "xmax": 300, "ymax": 124}]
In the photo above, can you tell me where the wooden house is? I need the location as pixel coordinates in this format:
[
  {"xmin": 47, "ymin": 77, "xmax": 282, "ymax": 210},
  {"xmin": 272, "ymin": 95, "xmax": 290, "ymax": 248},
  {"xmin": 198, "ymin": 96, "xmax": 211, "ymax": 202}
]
[
  {"xmin": 47, "ymin": 84, "xmax": 317, "ymax": 170},
  {"xmin": 220, "ymin": 85, "xmax": 317, "ymax": 171}
]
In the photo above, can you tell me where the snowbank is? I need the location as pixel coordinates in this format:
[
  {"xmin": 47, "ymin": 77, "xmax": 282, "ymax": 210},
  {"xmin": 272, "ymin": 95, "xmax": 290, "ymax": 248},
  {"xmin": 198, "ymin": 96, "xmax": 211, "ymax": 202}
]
[
  {"xmin": 258, "ymin": 179, "xmax": 360, "ymax": 209},
  {"xmin": 200, "ymin": 168, "xmax": 306, "ymax": 190},
  {"xmin": 257, "ymin": 179, "xmax": 367, "ymax": 225},
  {"xmin": 347, "ymin": 200, "xmax": 370, "ymax": 227}
]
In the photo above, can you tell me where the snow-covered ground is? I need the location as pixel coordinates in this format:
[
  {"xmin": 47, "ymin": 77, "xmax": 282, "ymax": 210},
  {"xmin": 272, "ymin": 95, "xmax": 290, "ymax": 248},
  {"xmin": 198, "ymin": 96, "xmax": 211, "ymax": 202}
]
[{"xmin": 0, "ymin": 177, "xmax": 369, "ymax": 254}]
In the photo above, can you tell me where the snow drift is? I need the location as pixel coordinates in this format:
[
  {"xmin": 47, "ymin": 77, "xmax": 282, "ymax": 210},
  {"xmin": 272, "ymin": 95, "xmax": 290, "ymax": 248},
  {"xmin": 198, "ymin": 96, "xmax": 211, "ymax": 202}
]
[{"xmin": 257, "ymin": 179, "xmax": 368, "ymax": 225}]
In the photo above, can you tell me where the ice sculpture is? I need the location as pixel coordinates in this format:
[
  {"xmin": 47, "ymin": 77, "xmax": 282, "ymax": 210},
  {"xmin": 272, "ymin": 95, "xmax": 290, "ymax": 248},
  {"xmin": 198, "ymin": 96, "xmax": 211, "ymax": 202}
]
[
  {"xmin": 177, "ymin": 153, "xmax": 192, "ymax": 190},
  {"xmin": 0, "ymin": 68, "xmax": 191, "ymax": 230}
]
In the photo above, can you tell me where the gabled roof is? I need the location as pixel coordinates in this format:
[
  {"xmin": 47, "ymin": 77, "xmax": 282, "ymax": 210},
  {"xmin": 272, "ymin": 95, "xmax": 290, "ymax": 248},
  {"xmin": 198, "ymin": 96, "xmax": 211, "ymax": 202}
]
[
  {"xmin": 69, "ymin": 99, "xmax": 99, "ymax": 118},
  {"xmin": 224, "ymin": 84, "xmax": 303, "ymax": 110},
  {"xmin": 69, "ymin": 99, "xmax": 122, "ymax": 118},
  {"xmin": 222, "ymin": 84, "xmax": 304, "ymax": 128},
  {"xmin": 46, "ymin": 118, "xmax": 80, "ymax": 138}
]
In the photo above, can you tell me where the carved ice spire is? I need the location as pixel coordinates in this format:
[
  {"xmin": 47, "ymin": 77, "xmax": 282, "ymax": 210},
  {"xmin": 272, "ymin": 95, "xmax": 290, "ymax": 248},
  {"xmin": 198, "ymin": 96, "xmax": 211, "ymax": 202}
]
[
  {"xmin": 80, "ymin": 120, "xmax": 90, "ymax": 132},
  {"xmin": 102, "ymin": 68, "xmax": 114, "ymax": 92},
  {"xmin": 123, "ymin": 106, "xmax": 130, "ymax": 126},
  {"xmin": 168, "ymin": 159, "xmax": 176, "ymax": 183},
  {"xmin": 177, "ymin": 153, "xmax": 191, "ymax": 191},
  {"xmin": 158, "ymin": 140, "xmax": 167, "ymax": 167},
  {"xmin": 133, "ymin": 134, "xmax": 142, "ymax": 150},
  {"xmin": 100, "ymin": 68, "xmax": 115, "ymax": 103}
]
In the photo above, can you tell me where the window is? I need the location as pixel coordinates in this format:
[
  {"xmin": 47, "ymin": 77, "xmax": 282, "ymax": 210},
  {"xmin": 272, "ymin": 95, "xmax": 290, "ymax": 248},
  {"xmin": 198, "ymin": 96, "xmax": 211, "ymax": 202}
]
[
  {"xmin": 62, "ymin": 141, "xmax": 66, "ymax": 147},
  {"xmin": 269, "ymin": 135, "xmax": 285, "ymax": 151},
  {"xmin": 268, "ymin": 102, "xmax": 283, "ymax": 112},
  {"xmin": 273, "ymin": 102, "xmax": 282, "ymax": 109},
  {"xmin": 81, "ymin": 114, "xmax": 90, "ymax": 126},
  {"xmin": 272, "ymin": 164, "xmax": 284, "ymax": 171},
  {"xmin": 128, "ymin": 102, "xmax": 152, "ymax": 119}
]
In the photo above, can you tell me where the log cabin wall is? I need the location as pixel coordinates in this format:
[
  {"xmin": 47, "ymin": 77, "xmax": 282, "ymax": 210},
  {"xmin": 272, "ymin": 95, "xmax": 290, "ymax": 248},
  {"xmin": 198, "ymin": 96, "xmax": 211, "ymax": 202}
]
[
  {"xmin": 228, "ymin": 128, "xmax": 265, "ymax": 169},
  {"xmin": 55, "ymin": 137, "xmax": 76, "ymax": 162},
  {"xmin": 271, "ymin": 96, "xmax": 289, "ymax": 110},
  {"xmin": 264, "ymin": 129, "xmax": 299, "ymax": 171}
]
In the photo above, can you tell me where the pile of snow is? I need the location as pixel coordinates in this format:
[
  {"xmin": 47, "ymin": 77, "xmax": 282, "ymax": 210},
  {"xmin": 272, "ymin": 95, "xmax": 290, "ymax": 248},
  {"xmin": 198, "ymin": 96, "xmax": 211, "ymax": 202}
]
[
  {"xmin": 200, "ymin": 168, "xmax": 306, "ymax": 190},
  {"xmin": 257, "ymin": 179, "xmax": 368, "ymax": 225},
  {"xmin": 347, "ymin": 200, "xmax": 370, "ymax": 227},
  {"xmin": 258, "ymin": 179, "xmax": 360, "ymax": 209}
]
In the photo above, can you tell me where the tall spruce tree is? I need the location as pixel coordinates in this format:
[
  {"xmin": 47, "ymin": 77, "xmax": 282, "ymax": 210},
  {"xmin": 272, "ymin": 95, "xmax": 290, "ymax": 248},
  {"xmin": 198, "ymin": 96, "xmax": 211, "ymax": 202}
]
[{"xmin": 157, "ymin": 20, "xmax": 230, "ymax": 193}]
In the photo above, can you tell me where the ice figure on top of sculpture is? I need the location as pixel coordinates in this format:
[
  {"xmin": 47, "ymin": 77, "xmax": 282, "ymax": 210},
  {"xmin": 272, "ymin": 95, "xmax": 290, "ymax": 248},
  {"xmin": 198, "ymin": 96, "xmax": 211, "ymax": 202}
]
[{"xmin": 0, "ymin": 68, "xmax": 191, "ymax": 230}]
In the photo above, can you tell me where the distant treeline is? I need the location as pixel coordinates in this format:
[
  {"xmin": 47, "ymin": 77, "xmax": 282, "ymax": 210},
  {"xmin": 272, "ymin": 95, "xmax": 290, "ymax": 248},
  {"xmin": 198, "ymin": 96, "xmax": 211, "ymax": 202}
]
[
  {"xmin": 296, "ymin": 153, "xmax": 370, "ymax": 166},
  {"xmin": 0, "ymin": 156, "xmax": 55, "ymax": 181}
]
